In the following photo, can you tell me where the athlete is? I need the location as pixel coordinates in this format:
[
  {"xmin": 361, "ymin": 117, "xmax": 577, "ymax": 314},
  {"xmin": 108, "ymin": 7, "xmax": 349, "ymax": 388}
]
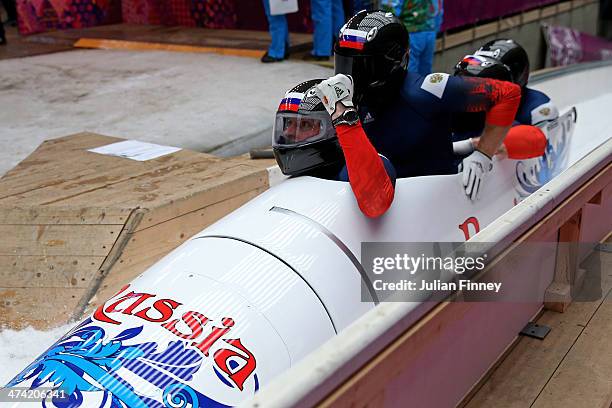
[
  {"xmin": 452, "ymin": 39, "xmax": 559, "ymax": 160},
  {"xmin": 273, "ymin": 77, "xmax": 396, "ymax": 218},
  {"xmin": 334, "ymin": 10, "xmax": 522, "ymax": 201}
]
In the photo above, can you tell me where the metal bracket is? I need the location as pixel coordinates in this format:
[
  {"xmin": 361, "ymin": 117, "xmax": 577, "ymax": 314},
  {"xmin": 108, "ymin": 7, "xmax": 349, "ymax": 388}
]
[{"xmin": 520, "ymin": 322, "xmax": 551, "ymax": 340}]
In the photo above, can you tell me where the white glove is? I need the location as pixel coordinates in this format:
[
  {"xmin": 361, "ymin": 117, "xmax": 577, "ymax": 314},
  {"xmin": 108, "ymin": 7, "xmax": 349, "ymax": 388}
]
[
  {"xmin": 314, "ymin": 74, "xmax": 355, "ymax": 116},
  {"xmin": 459, "ymin": 150, "xmax": 493, "ymax": 201}
]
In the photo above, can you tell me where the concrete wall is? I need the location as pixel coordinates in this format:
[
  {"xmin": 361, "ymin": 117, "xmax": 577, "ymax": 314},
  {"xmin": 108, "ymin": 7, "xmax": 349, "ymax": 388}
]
[{"xmin": 432, "ymin": 1, "xmax": 600, "ymax": 73}]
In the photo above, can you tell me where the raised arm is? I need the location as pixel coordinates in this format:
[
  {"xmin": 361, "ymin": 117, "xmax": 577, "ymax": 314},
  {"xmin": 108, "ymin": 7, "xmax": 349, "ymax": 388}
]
[{"xmin": 316, "ymin": 74, "xmax": 395, "ymax": 217}]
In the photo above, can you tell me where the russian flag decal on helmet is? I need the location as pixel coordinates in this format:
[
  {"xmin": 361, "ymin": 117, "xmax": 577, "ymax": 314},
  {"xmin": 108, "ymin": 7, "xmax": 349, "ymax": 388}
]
[
  {"xmin": 339, "ymin": 28, "xmax": 368, "ymax": 50},
  {"xmin": 278, "ymin": 92, "xmax": 304, "ymax": 112}
]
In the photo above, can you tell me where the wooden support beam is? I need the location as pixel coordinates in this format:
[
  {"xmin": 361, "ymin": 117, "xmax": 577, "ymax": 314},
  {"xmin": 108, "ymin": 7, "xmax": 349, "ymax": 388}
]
[
  {"xmin": 588, "ymin": 191, "xmax": 602, "ymax": 205},
  {"xmin": 545, "ymin": 210, "xmax": 586, "ymax": 313}
]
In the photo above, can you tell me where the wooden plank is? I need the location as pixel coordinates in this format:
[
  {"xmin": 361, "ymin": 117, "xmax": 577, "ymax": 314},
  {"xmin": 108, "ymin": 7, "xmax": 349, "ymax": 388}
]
[
  {"xmin": 88, "ymin": 187, "xmax": 267, "ymax": 312},
  {"xmin": 0, "ymin": 161, "xmax": 131, "ymax": 199},
  {"xmin": 474, "ymin": 21, "xmax": 499, "ymax": 40},
  {"xmin": 50, "ymin": 161, "xmax": 259, "ymax": 212},
  {"xmin": 1, "ymin": 152, "xmax": 228, "ymax": 209},
  {"xmin": 0, "ymin": 287, "xmax": 88, "ymax": 329},
  {"xmin": 0, "ymin": 133, "xmax": 122, "ymax": 181},
  {"xmin": 545, "ymin": 210, "xmax": 583, "ymax": 312},
  {"xmin": 532, "ymin": 289, "xmax": 612, "ymax": 408},
  {"xmin": 0, "ymin": 148, "xmax": 220, "ymax": 206},
  {"xmin": 0, "ymin": 132, "xmax": 222, "ymax": 206},
  {"xmin": 4, "ymin": 133, "xmax": 121, "ymax": 163},
  {"xmin": 0, "ymin": 255, "xmax": 104, "ymax": 288},
  {"xmin": 558, "ymin": 1, "xmax": 572, "ymax": 13},
  {"xmin": 541, "ymin": 4, "xmax": 559, "ymax": 18},
  {"xmin": 0, "ymin": 135, "xmax": 139, "ymax": 198},
  {"xmin": 99, "ymin": 187, "xmax": 267, "ymax": 285},
  {"xmin": 444, "ymin": 29, "xmax": 474, "ymax": 49},
  {"xmin": 522, "ymin": 9, "xmax": 542, "ymax": 24},
  {"xmin": 70, "ymin": 208, "xmax": 145, "ymax": 321},
  {"xmin": 134, "ymin": 167, "xmax": 268, "ymax": 230},
  {"xmin": 0, "ymin": 224, "xmax": 120, "ymax": 256},
  {"xmin": 0, "ymin": 206, "xmax": 130, "ymax": 225},
  {"xmin": 499, "ymin": 15, "xmax": 521, "ymax": 31},
  {"xmin": 465, "ymin": 249, "xmax": 612, "ymax": 408}
]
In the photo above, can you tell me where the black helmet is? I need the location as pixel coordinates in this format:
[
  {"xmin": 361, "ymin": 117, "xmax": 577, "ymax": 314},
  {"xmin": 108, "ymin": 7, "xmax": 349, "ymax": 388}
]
[
  {"xmin": 334, "ymin": 10, "xmax": 409, "ymax": 109},
  {"xmin": 453, "ymin": 54, "xmax": 513, "ymax": 82},
  {"xmin": 474, "ymin": 39, "xmax": 530, "ymax": 87},
  {"xmin": 272, "ymin": 79, "xmax": 345, "ymax": 177}
]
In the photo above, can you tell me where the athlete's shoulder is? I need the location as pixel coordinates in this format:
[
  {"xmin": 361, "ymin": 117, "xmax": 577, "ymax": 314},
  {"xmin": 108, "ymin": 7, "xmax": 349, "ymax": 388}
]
[
  {"xmin": 403, "ymin": 72, "xmax": 451, "ymax": 101},
  {"xmin": 524, "ymin": 87, "xmax": 551, "ymax": 104},
  {"xmin": 521, "ymin": 87, "xmax": 559, "ymax": 125}
]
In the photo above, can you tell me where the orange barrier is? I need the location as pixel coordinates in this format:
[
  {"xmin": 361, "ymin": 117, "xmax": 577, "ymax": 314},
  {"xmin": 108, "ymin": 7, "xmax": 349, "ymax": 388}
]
[{"xmin": 74, "ymin": 38, "xmax": 263, "ymax": 59}]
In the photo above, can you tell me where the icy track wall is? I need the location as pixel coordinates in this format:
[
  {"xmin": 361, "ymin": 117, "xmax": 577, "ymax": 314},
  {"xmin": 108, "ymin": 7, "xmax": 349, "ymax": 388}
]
[{"xmin": 4, "ymin": 61, "xmax": 612, "ymax": 407}]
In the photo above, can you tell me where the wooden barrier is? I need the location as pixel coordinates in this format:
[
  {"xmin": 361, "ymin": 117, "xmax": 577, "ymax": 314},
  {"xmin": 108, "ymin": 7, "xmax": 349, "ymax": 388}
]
[
  {"xmin": 436, "ymin": 0, "xmax": 598, "ymax": 52},
  {"xmin": 245, "ymin": 133, "xmax": 611, "ymax": 408},
  {"xmin": 0, "ymin": 133, "xmax": 276, "ymax": 329},
  {"xmin": 317, "ymin": 163, "xmax": 611, "ymax": 408}
]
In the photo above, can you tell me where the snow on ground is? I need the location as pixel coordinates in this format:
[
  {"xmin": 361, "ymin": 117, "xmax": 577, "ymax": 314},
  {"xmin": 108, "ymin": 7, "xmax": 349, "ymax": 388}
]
[
  {"xmin": 0, "ymin": 323, "xmax": 74, "ymax": 385},
  {"xmin": 0, "ymin": 49, "xmax": 332, "ymax": 175}
]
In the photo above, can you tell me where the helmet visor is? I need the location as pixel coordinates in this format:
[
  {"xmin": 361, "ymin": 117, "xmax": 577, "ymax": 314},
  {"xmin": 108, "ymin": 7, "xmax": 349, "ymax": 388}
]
[
  {"xmin": 335, "ymin": 47, "xmax": 405, "ymax": 91},
  {"xmin": 273, "ymin": 111, "xmax": 335, "ymax": 147}
]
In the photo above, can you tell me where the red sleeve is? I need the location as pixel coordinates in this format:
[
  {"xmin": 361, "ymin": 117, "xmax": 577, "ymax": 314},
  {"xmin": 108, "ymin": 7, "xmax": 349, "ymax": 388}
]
[
  {"xmin": 484, "ymin": 80, "xmax": 522, "ymax": 127},
  {"xmin": 503, "ymin": 125, "xmax": 547, "ymax": 159},
  {"xmin": 336, "ymin": 123, "xmax": 395, "ymax": 218},
  {"xmin": 449, "ymin": 77, "xmax": 522, "ymax": 127}
]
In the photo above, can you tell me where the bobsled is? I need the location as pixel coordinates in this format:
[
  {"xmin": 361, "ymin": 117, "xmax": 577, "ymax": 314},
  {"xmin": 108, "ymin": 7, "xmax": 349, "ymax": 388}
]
[{"xmin": 3, "ymin": 104, "xmax": 600, "ymax": 408}]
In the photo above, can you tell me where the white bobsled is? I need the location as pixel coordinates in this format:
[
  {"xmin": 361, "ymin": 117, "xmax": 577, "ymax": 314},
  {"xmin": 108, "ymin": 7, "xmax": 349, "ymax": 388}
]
[{"xmin": 4, "ymin": 63, "xmax": 611, "ymax": 408}]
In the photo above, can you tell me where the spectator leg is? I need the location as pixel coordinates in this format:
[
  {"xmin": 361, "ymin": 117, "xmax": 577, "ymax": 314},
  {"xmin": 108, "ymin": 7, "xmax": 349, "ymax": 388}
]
[
  {"xmin": 409, "ymin": 31, "xmax": 436, "ymax": 75},
  {"xmin": 408, "ymin": 32, "xmax": 423, "ymax": 74},
  {"xmin": 418, "ymin": 31, "xmax": 436, "ymax": 75},
  {"xmin": 1, "ymin": 0, "xmax": 17, "ymax": 22},
  {"xmin": 262, "ymin": 0, "xmax": 289, "ymax": 58},
  {"xmin": 331, "ymin": 0, "xmax": 345, "ymax": 43},
  {"xmin": 311, "ymin": 0, "xmax": 332, "ymax": 57}
]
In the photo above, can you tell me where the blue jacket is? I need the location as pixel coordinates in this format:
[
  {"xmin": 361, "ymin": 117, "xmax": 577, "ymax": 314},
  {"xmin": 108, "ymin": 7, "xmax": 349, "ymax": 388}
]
[{"xmin": 359, "ymin": 72, "xmax": 518, "ymax": 177}]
